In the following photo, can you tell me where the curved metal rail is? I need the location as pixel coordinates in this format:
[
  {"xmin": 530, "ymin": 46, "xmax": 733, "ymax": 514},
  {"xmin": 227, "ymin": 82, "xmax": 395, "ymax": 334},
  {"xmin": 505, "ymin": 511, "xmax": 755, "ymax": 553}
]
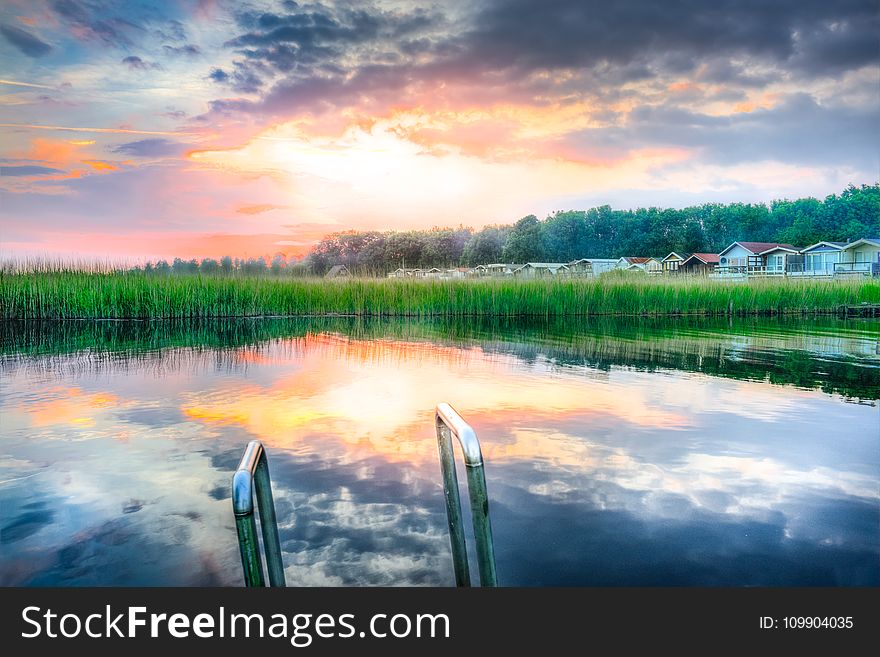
[
  {"xmin": 435, "ymin": 402, "xmax": 498, "ymax": 586},
  {"xmin": 232, "ymin": 440, "xmax": 286, "ymax": 587}
]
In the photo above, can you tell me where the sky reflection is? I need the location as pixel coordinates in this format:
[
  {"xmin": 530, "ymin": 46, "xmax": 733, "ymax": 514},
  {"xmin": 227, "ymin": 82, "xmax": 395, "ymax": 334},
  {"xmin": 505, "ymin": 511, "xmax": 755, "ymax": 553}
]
[{"xmin": 1, "ymin": 324, "xmax": 877, "ymax": 586}]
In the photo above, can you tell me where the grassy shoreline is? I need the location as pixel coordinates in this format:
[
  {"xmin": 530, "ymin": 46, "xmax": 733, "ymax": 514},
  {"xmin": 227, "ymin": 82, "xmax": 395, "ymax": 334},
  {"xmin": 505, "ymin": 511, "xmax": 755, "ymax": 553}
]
[{"xmin": 1, "ymin": 272, "xmax": 878, "ymax": 319}]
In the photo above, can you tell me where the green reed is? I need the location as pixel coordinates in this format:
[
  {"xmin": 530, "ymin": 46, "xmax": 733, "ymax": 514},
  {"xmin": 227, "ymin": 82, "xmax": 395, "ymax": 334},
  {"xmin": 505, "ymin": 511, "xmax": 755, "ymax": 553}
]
[{"xmin": 1, "ymin": 270, "xmax": 878, "ymax": 319}]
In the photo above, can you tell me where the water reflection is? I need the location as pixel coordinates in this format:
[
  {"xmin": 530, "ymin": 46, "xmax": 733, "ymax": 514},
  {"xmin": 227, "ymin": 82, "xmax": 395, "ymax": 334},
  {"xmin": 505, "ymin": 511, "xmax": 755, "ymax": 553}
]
[{"xmin": 1, "ymin": 317, "xmax": 878, "ymax": 586}]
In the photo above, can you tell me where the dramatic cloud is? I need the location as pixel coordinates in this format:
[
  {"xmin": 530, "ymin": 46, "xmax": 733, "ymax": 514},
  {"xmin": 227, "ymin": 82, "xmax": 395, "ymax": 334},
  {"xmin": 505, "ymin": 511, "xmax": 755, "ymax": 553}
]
[
  {"xmin": 1, "ymin": 0, "xmax": 877, "ymax": 258},
  {"xmin": 0, "ymin": 24, "xmax": 53, "ymax": 58},
  {"xmin": 216, "ymin": 0, "xmax": 880, "ymax": 117}
]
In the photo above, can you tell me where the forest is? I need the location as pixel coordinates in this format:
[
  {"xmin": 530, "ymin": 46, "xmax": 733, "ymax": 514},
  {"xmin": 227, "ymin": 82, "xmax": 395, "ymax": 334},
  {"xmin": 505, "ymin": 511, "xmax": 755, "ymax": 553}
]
[{"xmin": 135, "ymin": 183, "xmax": 879, "ymax": 276}]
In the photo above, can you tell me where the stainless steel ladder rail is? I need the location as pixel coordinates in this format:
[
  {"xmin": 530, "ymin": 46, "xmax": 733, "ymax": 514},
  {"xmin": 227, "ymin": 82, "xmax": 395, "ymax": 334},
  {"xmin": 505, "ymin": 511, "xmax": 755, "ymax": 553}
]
[
  {"xmin": 232, "ymin": 440, "xmax": 286, "ymax": 587},
  {"xmin": 435, "ymin": 403, "xmax": 498, "ymax": 587}
]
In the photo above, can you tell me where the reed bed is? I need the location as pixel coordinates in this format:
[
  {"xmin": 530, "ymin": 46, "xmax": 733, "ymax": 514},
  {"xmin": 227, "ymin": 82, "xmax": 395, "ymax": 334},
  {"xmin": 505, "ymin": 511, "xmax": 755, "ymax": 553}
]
[{"xmin": 1, "ymin": 270, "xmax": 878, "ymax": 319}]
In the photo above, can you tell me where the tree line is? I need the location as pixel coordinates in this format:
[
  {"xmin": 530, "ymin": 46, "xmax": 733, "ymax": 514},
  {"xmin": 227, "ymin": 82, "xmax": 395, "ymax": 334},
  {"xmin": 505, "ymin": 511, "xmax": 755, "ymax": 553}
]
[{"xmin": 134, "ymin": 183, "xmax": 878, "ymax": 276}]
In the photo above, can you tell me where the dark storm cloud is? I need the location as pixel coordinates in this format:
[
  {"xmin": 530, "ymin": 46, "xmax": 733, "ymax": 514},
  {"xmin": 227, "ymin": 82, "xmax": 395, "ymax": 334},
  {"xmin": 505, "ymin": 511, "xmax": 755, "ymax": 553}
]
[
  {"xmin": 0, "ymin": 24, "xmax": 53, "ymax": 57},
  {"xmin": 1, "ymin": 165, "xmax": 64, "ymax": 176},
  {"xmin": 211, "ymin": 0, "xmax": 879, "ymax": 117},
  {"xmin": 111, "ymin": 138, "xmax": 183, "ymax": 158}
]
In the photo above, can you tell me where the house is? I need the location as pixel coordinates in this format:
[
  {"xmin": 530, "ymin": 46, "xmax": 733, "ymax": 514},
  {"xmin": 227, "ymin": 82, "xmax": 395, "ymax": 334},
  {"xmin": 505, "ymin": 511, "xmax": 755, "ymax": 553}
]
[
  {"xmin": 717, "ymin": 242, "xmax": 797, "ymax": 274},
  {"xmin": 759, "ymin": 245, "xmax": 802, "ymax": 275},
  {"xmin": 616, "ymin": 256, "xmax": 652, "ymax": 270},
  {"xmin": 387, "ymin": 267, "xmax": 423, "ymax": 278},
  {"xmin": 798, "ymin": 241, "xmax": 846, "ymax": 276},
  {"xmin": 567, "ymin": 258, "xmax": 618, "ymax": 275},
  {"xmin": 617, "ymin": 257, "xmax": 662, "ymax": 273},
  {"xmin": 479, "ymin": 263, "xmax": 522, "ymax": 276},
  {"xmin": 422, "ymin": 267, "xmax": 443, "ymax": 278},
  {"xmin": 513, "ymin": 262, "xmax": 570, "ymax": 277},
  {"xmin": 325, "ymin": 264, "xmax": 351, "ymax": 279},
  {"xmin": 661, "ymin": 252, "xmax": 691, "ymax": 273},
  {"xmin": 566, "ymin": 258, "xmax": 593, "ymax": 276},
  {"xmin": 443, "ymin": 267, "xmax": 472, "ymax": 279},
  {"xmin": 678, "ymin": 253, "xmax": 720, "ymax": 275},
  {"xmin": 836, "ymin": 238, "xmax": 880, "ymax": 276}
]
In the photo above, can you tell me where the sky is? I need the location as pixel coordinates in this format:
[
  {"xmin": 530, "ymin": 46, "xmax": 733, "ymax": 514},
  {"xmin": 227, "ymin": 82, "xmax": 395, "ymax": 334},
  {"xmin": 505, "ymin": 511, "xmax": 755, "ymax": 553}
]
[{"xmin": 1, "ymin": 0, "xmax": 878, "ymax": 260}]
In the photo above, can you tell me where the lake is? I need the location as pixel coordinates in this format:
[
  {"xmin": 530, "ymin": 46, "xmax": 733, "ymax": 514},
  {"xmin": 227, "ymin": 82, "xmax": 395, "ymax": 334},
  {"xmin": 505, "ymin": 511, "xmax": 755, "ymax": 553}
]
[{"xmin": 1, "ymin": 317, "xmax": 878, "ymax": 586}]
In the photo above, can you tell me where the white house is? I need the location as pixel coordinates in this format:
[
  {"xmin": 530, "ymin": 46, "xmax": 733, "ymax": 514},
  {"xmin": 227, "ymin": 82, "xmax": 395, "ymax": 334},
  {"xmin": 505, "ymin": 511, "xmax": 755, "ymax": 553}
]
[
  {"xmin": 837, "ymin": 238, "xmax": 880, "ymax": 275},
  {"xmin": 616, "ymin": 256, "xmax": 649, "ymax": 270},
  {"xmin": 477, "ymin": 263, "xmax": 522, "ymax": 276},
  {"xmin": 567, "ymin": 258, "xmax": 618, "ymax": 274},
  {"xmin": 798, "ymin": 241, "xmax": 846, "ymax": 276},
  {"xmin": 759, "ymin": 245, "xmax": 802, "ymax": 275},
  {"xmin": 513, "ymin": 262, "xmax": 570, "ymax": 277},
  {"xmin": 717, "ymin": 242, "xmax": 797, "ymax": 274}
]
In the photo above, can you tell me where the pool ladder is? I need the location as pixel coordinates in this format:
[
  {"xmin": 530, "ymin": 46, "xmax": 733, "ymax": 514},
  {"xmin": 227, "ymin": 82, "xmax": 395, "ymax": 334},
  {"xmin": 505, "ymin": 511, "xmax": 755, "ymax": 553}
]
[{"xmin": 231, "ymin": 403, "xmax": 498, "ymax": 587}]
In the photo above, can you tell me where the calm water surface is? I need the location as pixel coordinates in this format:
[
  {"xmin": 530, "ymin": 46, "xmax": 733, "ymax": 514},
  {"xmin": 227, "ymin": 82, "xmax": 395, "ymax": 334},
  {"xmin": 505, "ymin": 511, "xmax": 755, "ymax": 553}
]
[{"xmin": 1, "ymin": 317, "xmax": 878, "ymax": 586}]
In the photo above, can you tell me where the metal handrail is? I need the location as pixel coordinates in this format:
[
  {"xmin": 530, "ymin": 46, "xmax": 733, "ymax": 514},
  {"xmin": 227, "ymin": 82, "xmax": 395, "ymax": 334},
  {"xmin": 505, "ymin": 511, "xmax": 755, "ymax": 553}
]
[
  {"xmin": 435, "ymin": 403, "xmax": 498, "ymax": 587},
  {"xmin": 232, "ymin": 440, "xmax": 286, "ymax": 587}
]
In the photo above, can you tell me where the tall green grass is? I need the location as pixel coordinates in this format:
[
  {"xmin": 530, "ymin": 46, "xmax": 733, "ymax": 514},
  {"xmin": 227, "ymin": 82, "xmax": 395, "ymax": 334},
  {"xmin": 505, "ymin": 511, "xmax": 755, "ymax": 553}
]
[{"xmin": 1, "ymin": 271, "xmax": 878, "ymax": 319}]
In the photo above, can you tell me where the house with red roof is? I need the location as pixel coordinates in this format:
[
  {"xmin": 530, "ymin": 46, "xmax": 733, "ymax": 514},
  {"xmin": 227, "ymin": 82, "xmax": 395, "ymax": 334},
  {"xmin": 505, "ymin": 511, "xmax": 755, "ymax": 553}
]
[
  {"xmin": 679, "ymin": 253, "xmax": 721, "ymax": 275},
  {"xmin": 615, "ymin": 256, "xmax": 662, "ymax": 273},
  {"xmin": 716, "ymin": 241, "xmax": 799, "ymax": 276}
]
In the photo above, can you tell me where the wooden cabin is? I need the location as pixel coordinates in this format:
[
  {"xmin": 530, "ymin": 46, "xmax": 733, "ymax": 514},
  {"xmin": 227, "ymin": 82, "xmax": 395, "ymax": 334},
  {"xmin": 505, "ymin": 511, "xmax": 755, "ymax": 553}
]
[
  {"xmin": 678, "ymin": 253, "xmax": 720, "ymax": 275},
  {"xmin": 661, "ymin": 252, "xmax": 691, "ymax": 273}
]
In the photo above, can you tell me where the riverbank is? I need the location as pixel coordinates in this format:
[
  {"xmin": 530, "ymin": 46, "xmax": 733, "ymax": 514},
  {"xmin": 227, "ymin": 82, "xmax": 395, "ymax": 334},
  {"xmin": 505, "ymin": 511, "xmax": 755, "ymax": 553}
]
[{"xmin": 1, "ymin": 271, "xmax": 878, "ymax": 319}]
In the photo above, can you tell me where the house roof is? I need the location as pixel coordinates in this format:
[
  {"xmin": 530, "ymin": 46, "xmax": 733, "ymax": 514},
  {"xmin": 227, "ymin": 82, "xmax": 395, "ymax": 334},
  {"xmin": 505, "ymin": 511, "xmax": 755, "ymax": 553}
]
[
  {"xmin": 682, "ymin": 253, "xmax": 721, "ymax": 265},
  {"xmin": 719, "ymin": 241, "xmax": 796, "ymax": 256},
  {"xmin": 619, "ymin": 256, "xmax": 653, "ymax": 264},
  {"xmin": 758, "ymin": 245, "xmax": 801, "ymax": 255},
  {"xmin": 517, "ymin": 262, "xmax": 568, "ymax": 268},
  {"xmin": 325, "ymin": 265, "xmax": 349, "ymax": 277},
  {"xmin": 801, "ymin": 241, "xmax": 847, "ymax": 252},
  {"xmin": 661, "ymin": 251, "xmax": 691, "ymax": 262},
  {"xmin": 841, "ymin": 238, "xmax": 880, "ymax": 250}
]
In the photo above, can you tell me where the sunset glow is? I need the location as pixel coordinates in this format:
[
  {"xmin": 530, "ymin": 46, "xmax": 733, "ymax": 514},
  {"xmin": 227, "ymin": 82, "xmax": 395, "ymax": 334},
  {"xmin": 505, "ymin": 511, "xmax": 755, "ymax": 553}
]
[{"xmin": 1, "ymin": 1, "xmax": 877, "ymax": 259}]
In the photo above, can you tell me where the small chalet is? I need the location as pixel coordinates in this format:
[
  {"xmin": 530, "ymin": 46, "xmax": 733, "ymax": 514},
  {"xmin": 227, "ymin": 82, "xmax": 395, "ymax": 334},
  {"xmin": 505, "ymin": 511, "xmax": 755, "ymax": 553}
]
[
  {"xmin": 387, "ymin": 268, "xmax": 422, "ymax": 278},
  {"xmin": 759, "ymin": 245, "xmax": 802, "ymax": 274},
  {"xmin": 799, "ymin": 241, "xmax": 846, "ymax": 276},
  {"xmin": 616, "ymin": 256, "xmax": 651, "ymax": 270},
  {"xmin": 325, "ymin": 264, "xmax": 351, "ymax": 279},
  {"xmin": 661, "ymin": 252, "xmax": 691, "ymax": 273},
  {"xmin": 837, "ymin": 238, "xmax": 880, "ymax": 275},
  {"xmin": 567, "ymin": 258, "xmax": 618, "ymax": 275},
  {"xmin": 480, "ymin": 263, "xmax": 522, "ymax": 276},
  {"xmin": 678, "ymin": 253, "xmax": 720, "ymax": 275},
  {"xmin": 618, "ymin": 257, "xmax": 662, "ymax": 273},
  {"xmin": 717, "ymin": 242, "xmax": 797, "ymax": 274},
  {"xmin": 513, "ymin": 262, "xmax": 570, "ymax": 277}
]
